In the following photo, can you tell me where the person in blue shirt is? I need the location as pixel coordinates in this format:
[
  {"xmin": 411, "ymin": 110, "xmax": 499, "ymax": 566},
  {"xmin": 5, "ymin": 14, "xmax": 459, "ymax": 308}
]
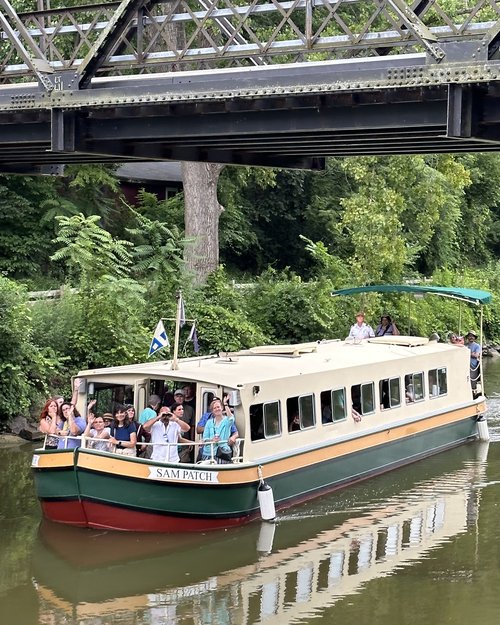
[
  {"xmin": 466, "ymin": 330, "xmax": 481, "ymax": 389},
  {"xmin": 196, "ymin": 396, "xmax": 238, "ymax": 461},
  {"xmin": 56, "ymin": 403, "xmax": 86, "ymax": 449},
  {"xmin": 109, "ymin": 405, "xmax": 137, "ymax": 456},
  {"xmin": 199, "ymin": 398, "xmax": 239, "ymax": 463},
  {"xmin": 466, "ymin": 331, "xmax": 481, "ymax": 368},
  {"xmin": 139, "ymin": 394, "xmax": 161, "ymax": 425}
]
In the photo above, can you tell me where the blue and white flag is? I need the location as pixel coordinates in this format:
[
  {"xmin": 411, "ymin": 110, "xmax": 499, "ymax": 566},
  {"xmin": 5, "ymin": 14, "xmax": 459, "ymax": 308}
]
[
  {"xmin": 188, "ymin": 322, "xmax": 200, "ymax": 353},
  {"xmin": 148, "ymin": 319, "xmax": 170, "ymax": 357},
  {"xmin": 179, "ymin": 296, "xmax": 186, "ymax": 328}
]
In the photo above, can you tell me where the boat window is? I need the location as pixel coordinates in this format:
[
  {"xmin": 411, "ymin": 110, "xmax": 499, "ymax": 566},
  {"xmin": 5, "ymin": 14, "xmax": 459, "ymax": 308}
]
[
  {"xmin": 250, "ymin": 401, "xmax": 281, "ymax": 441},
  {"xmin": 300, "ymin": 395, "xmax": 316, "ymax": 428},
  {"xmin": 286, "ymin": 394, "xmax": 316, "ymax": 432},
  {"xmin": 361, "ymin": 383, "xmax": 375, "ymax": 414},
  {"xmin": 93, "ymin": 383, "xmax": 134, "ymax": 414},
  {"xmin": 264, "ymin": 401, "xmax": 281, "ymax": 438},
  {"xmin": 321, "ymin": 388, "xmax": 346, "ymax": 424},
  {"xmin": 404, "ymin": 372, "xmax": 425, "ymax": 403},
  {"xmin": 379, "ymin": 378, "xmax": 401, "ymax": 410},
  {"xmin": 429, "ymin": 368, "xmax": 447, "ymax": 397},
  {"xmin": 351, "ymin": 383, "xmax": 375, "ymax": 415}
]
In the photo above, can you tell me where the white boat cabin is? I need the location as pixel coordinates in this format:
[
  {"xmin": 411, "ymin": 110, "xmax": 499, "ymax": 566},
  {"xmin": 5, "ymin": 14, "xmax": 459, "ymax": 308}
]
[{"xmin": 75, "ymin": 336, "xmax": 479, "ymax": 464}]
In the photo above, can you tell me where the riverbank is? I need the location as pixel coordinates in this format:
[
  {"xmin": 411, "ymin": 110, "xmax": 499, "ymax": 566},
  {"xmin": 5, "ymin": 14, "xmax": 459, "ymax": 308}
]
[{"xmin": 0, "ymin": 433, "xmax": 27, "ymax": 446}]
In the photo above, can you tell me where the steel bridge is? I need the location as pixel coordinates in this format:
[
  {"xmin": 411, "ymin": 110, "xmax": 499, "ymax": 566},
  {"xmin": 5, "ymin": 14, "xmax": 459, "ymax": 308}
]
[{"xmin": 1, "ymin": 0, "xmax": 500, "ymax": 174}]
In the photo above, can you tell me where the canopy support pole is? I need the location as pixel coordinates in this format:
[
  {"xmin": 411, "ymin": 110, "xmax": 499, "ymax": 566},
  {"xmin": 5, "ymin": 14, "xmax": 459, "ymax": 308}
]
[
  {"xmin": 407, "ymin": 293, "xmax": 411, "ymax": 335},
  {"xmin": 458, "ymin": 301, "xmax": 462, "ymax": 337},
  {"xmin": 479, "ymin": 305, "xmax": 484, "ymax": 377}
]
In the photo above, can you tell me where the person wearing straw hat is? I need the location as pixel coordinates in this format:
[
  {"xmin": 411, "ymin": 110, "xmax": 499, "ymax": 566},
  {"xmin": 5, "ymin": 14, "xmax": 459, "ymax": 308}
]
[
  {"xmin": 348, "ymin": 311, "xmax": 375, "ymax": 340},
  {"xmin": 466, "ymin": 330, "xmax": 481, "ymax": 389},
  {"xmin": 466, "ymin": 331, "xmax": 481, "ymax": 367}
]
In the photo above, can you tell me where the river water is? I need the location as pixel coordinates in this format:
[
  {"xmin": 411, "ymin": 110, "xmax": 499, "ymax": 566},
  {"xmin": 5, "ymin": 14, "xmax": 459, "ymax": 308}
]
[{"xmin": 1, "ymin": 360, "xmax": 500, "ymax": 625}]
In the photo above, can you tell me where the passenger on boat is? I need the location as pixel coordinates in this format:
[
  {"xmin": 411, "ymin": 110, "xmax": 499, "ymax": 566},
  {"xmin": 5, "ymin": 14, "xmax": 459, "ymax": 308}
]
[
  {"xmin": 54, "ymin": 395, "xmax": 64, "ymax": 409},
  {"xmin": 56, "ymin": 402, "xmax": 86, "ymax": 449},
  {"xmin": 183, "ymin": 383, "xmax": 197, "ymax": 412},
  {"xmin": 108, "ymin": 405, "xmax": 137, "ymax": 456},
  {"xmin": 126, "ymin": 403, "xmax": 147, "ymax": 456},
  {"xmin": 374, "ymin": 313, "xmax": 400, "ymax": 337},
  {"xmin": 172, "ymin": 388, "xmax": 195, "ymax": 427},
  {"xmin": 173, "ymin": 403, "xmax": 194, "ymax": 462},
  {"xmin": 321, "ymin": 404, "xmax": 332, "ymax": 424},
  {"xmin": 466, "ymin": 331, "xmax": 481, "ymax": 364},
  {"xmin": 288, "ymin": 411, "xmax": 301, "ymax": 431},
  {"xmin": 126, "ymin": 404, "xmax": 136, "ymax": 423},
  {"xmin": 196, "ymin": 395, "xmax": 234, "ymax": 435},
  {"xmin": 466, "ymin": 331, "xmax": 481, "ymax": 387},
  {"xmin": 38, "ymin": 398, "xmax": 61, "ymax": 450},
  {"xmin": 83, "ymin": 414, "xmax": 111, "ymax": 451},
  {"xmin": 405, "ymin": 383, "xmax": 415, "ymax": 403},
  {"xmin": 448, "ymin": 332, "xmax": 465, "ymax": 345},
  {"xmin": 380, "ymin": 379, "xmax": 390, "ymax": 410},
  {"xmin": 200, "ymin": 399, "xmax": 239, "ymax": 463},
  {"xmin": 196, "ymin": 397, "xmax": 237, "ymax": 459},
  {"xmin": 351, "ymin": 407, "xmax": 362, "ymax": 422},
  {"xmin": 139, "ymin": 394, "xmax": 161, "ymax": 424},
  {"xmin": 142, "ymin": 404, "xmax": 190, "ymax": 463},
  {"xmin": 348, "ymin": 311, "xmax": 375, "ymax": 340},
  {"xmin": 161, "ymin": 386, "xmax": 175, "ymax": 408}
]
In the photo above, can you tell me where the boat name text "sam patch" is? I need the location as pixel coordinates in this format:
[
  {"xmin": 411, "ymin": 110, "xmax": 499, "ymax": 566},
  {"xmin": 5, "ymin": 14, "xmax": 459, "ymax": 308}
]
[{"xmin": 148, "ymin": 467, "xmax": 219, "ymax": 483}]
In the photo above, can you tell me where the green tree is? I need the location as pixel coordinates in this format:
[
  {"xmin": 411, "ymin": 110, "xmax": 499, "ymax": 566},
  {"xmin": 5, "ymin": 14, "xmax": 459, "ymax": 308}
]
[
  {"xmin": 51, "ymin": 213, "xmax": 133, "ymax": 283},
  {"xmin": 126, "ymin": 204, "xmax": 186, "ymax": 281},
  {"xmin": 0, "ymin": 277, "xmax": 58, "ymax": 421},
  {"xmin": 0, "ymin": 176, "xmax": 61, "ymax": 282}
]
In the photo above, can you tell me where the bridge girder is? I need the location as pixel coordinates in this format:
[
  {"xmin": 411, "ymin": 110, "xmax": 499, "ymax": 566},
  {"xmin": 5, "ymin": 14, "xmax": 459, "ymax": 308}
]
[{"xmin": 2, "ymin": 1, "xmax": 500, "ymax": 172}]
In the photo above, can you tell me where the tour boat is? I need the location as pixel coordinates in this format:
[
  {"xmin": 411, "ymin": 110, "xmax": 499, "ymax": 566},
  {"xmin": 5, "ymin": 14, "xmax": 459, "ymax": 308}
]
[{"xmin": 31, "ymin": 285, "xmax": 491, "ymax": 532}]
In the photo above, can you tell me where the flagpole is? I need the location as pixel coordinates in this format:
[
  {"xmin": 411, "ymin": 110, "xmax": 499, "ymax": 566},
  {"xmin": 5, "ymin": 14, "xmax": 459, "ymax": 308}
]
[{"xmin": 171, "ymin": 291, "xmax": 182, "ymax": 370}]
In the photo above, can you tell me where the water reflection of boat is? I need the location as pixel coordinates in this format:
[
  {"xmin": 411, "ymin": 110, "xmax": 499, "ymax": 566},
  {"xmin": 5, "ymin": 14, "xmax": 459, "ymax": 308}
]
[{"xmin": 32, "ymin": 443, "xmax": 488, "ymax": 624}]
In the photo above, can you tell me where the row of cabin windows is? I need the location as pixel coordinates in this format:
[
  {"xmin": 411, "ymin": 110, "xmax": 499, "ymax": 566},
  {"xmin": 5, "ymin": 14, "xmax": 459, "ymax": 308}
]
[{"xmin": 250, "ymin": 367, "xmax": 447, "ymax": 442}]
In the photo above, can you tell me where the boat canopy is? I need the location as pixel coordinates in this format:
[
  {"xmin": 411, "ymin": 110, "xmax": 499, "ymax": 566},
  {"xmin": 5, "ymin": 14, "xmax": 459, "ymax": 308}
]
[{"xmin": 331, "ymin": 284, "xmax": 492, "ymax": 305}]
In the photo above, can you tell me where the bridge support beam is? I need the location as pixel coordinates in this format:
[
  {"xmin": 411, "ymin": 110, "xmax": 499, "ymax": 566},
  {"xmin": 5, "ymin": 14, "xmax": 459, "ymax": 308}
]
[
  {"xmin": 51, "ymin": 109, "xmax": 75, "ymax": 152},
  {"xmin": 447, "ymin": 84, "xmax": 474, "ymax": 139}
]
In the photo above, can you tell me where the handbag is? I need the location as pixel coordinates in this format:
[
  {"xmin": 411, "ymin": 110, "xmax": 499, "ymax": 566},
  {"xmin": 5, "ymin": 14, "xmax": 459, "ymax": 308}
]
[{"xmin": 216, "ymin": 446, "xmax": 232, "ymax": 462}]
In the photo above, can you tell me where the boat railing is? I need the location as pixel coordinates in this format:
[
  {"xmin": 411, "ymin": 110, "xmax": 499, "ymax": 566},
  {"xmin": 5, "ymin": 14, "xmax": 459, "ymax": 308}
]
[
  {"xmin": 40, "ymin": 433, "xmax": 85, "ymax": 450},
  {"xmin": 40, "ymin": 434, "xmax": 244, "ymax": 464}
]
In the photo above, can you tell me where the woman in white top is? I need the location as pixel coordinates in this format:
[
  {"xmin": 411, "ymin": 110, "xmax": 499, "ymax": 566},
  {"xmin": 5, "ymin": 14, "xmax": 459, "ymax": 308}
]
[{"xmin": 83, "ymin": 413, "xmax": 111, "ymax": 451}]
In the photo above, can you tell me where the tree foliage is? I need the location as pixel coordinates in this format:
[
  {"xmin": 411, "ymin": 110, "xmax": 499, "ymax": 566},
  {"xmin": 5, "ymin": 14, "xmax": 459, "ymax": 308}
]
[
  {"xmin": 2, "ymin": 149, "xmax": 500, "ymax": 422},
  {"xmin": 51, "ymin": 213, "xmax": 133, "ymax": 283},
  {"xmin": 0, "ymin": 277, "xmax": 60, "ymax": 420}
]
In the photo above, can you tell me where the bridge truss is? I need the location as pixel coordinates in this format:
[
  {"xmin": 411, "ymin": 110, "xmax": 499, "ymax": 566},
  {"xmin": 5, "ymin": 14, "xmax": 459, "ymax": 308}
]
[{"xmin": 1, "ymin": 0, "xmax": 500, "ymax": 173}]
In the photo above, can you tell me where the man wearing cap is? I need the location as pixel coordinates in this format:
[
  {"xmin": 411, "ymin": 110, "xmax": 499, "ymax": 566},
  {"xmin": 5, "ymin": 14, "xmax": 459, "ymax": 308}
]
[
  {"xmin": 348, "ymin": 311, "xmax": 375, "ymax": 340},
  {"xmin": 172, "ymin": 389, "xmax": 195, "ymax": 427}
]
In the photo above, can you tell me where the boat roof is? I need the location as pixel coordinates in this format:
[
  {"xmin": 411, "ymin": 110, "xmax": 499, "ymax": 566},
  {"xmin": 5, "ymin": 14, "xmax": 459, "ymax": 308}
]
[
  {"xmin": 331, "ymin": 284, "xmax": 492, "ymax": 305},
  {"xmin": 78, "ymin": 337, "xmax": 459, "ymax": 388}
]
